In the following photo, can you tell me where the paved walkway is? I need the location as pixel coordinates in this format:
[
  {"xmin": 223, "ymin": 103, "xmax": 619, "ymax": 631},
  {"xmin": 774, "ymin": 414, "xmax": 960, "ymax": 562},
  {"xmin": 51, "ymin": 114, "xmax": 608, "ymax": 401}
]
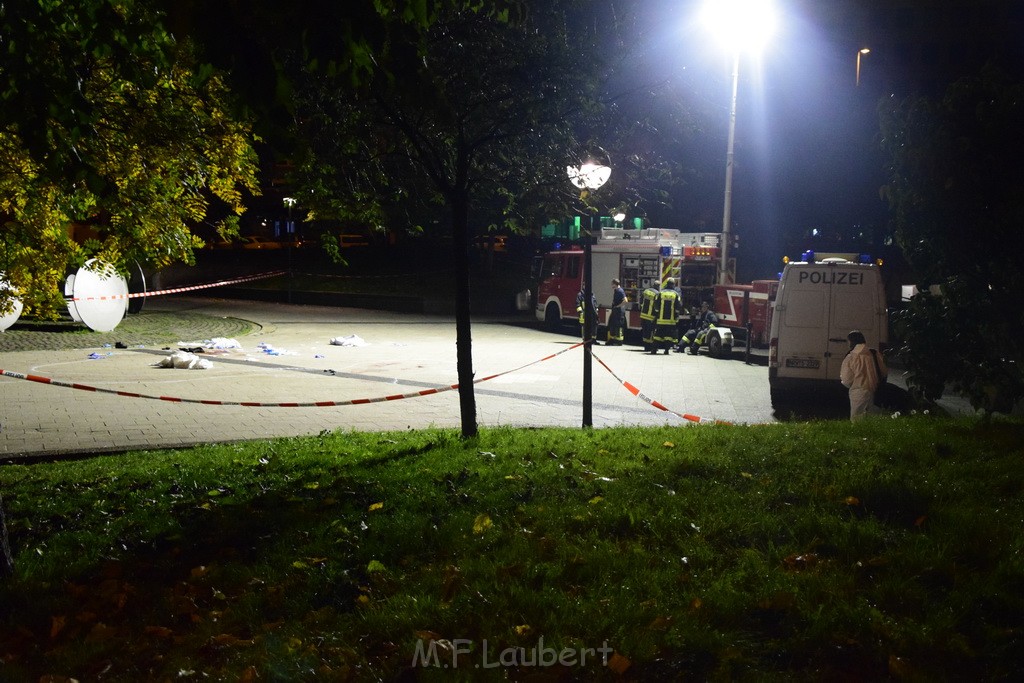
[{"xmin": 0, "ymin": 297, "xmax": 972, "ymax": 462}]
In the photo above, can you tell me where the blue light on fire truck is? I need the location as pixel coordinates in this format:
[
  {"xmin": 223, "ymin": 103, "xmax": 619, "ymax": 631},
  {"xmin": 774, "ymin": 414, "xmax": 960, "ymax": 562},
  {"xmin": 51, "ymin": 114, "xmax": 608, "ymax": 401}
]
[{"xmin": 659, "ymin": 246, "xmax": 671, "ymax": 257}]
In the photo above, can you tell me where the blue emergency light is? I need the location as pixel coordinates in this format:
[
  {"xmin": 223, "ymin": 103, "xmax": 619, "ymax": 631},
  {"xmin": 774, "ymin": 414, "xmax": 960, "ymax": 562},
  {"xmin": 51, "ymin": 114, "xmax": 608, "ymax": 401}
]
[
  {"xmin": 801, "ymin": 250, "xmax": 815, "ymax": 263},
  {"xmin": 660, "ymin": 246, "xmax": 671, "ymax": 257}
]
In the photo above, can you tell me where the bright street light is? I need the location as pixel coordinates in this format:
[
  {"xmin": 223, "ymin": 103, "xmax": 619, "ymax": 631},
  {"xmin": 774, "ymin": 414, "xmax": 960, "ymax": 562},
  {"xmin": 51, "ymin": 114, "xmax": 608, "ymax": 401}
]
[
  {"xmin": 700, "ymin": 0, "xmax": 777, "ymax": 53},
  {"xmin": 700, "ymin": 0, "xmax": 777, "ymax": 284},
  {"xmin": 856, "ymin": 47, "xmax": 870, "ymax": 86},
  {"xmin": 567, "ymin": 163, "xmax": 612, "ymax": 191}
]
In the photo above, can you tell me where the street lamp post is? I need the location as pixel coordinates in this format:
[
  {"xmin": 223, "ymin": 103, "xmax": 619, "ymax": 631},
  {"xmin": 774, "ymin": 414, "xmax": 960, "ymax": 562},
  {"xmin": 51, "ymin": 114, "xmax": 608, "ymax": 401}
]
[
  {"xmin": 721, "ymin": 51, "xmax": 740, "ymax": 285},
  {"xmin": 701, "ymin": 0, "xmax": 776, "ymax": 285},
  {"xmin": 856, "ymin": 47, "xmax": 870, "ymax": 87},
  {"xmin": 283, "ymin": 197, "xmax": 297, "ymax": 303},
  {"xmin": 568, "ymin": 162, "xmax": 611, "ymax": 428}
]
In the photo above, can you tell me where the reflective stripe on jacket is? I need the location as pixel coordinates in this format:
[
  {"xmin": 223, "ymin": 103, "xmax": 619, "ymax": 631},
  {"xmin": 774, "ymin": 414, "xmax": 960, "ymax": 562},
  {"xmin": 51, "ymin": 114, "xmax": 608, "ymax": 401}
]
[
  {"xmin": 639, "ymin": 288, "xmax": 659, "ymax": 321},
  {"xmin": 655, "ymin": 289, "xmax": 679, "ymax": 326}
]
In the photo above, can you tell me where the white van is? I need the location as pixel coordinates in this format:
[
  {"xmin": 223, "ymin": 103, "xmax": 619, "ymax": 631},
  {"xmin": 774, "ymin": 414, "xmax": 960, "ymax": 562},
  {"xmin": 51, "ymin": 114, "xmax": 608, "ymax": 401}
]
[{"xmin": 768, "ymin": 257, "xmax": 888, "ymax": 405}]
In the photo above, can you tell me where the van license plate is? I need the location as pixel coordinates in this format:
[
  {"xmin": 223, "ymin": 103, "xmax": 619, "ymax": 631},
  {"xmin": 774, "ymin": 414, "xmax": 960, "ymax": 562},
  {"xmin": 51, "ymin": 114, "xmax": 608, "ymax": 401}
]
[{"xmin": 785, "ymin": 358, "xmax": 820, "ymax": 369}]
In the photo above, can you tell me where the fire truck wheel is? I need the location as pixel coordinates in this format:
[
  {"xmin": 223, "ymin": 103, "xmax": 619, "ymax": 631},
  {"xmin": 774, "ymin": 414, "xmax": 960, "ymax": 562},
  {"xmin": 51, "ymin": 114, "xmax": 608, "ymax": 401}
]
[
  {"xmin": 544, "ymin": 302, "xmax": 562, "ymax": 332},
  {"xmin": 707, "ymin": 331, "xmax": 724, "ymax": 358}
]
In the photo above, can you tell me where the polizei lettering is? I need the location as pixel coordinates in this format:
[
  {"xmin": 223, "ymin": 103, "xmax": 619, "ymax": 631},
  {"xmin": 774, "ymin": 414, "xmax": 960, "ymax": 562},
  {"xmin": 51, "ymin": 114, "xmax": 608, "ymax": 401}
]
[{"xmin": 797, "ymin": 270, "xmax": 864, "ymax": 285}]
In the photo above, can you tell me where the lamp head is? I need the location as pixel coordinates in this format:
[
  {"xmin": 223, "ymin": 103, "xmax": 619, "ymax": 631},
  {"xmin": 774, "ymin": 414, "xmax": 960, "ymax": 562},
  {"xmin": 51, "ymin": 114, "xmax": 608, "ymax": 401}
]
[
  {"xmin": 567, "ymin": 163, "xmax": 611, "ymax": 190},
  {"xmin": 701, "ymin": 0, "xmax": 777, "ymax": 54}
]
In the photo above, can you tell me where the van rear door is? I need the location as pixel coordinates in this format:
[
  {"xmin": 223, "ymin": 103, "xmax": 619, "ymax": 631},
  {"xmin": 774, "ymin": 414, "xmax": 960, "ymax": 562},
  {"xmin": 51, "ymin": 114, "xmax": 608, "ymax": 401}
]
[
  {"xmin": 775, "ymin": 262, "xmax": 885, "ymax": 383},
  {"xmin": 774, "ymin": 269, "xmax": 834, "ymax": 382}
]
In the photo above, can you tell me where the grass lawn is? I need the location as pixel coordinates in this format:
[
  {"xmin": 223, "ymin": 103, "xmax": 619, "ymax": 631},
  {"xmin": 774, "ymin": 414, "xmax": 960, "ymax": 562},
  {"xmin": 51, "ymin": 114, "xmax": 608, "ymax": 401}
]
[{"xmin": 1, "ymin": 417, "xmax": 1023, "ymax": 681}]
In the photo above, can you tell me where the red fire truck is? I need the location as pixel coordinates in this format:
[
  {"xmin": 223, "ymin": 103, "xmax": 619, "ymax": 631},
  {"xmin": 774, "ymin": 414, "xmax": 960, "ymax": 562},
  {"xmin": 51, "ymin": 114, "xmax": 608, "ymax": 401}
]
[
  {"xmin": 533, "ymin": 227, "xmax": 722, "ymax": 333},
  {"xmin": 713, "ymin": 279, "xmax": 780, "ymax": 348}
]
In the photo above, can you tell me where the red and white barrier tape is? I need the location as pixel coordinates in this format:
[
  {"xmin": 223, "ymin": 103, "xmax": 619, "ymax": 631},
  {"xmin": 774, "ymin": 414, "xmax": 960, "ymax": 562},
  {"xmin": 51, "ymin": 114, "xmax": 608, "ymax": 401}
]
[
  {"xmin": 591, "ymin": 346, "xmax": 730, "ymax": 425},
  {"xmin": 0, "ymin": 342, "xmax": 726, "ymax": 424},
  {"xmin": 70, "ymin": 271, "xmax": 287, "ymax": 302},
  {"xmin": 0, "ymin": 343, "xmax": 583, "ymax": 408}
]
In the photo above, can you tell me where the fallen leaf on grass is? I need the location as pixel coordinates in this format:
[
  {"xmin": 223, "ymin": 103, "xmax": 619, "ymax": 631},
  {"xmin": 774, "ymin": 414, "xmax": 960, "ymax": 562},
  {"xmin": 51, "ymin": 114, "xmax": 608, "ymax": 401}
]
[
  {"xmin": 514, "ymin": 624, "xmax": 532, "ymax": 636},
  {"xmin": 84, "ymin": 622, "xmax": 117, "ymax": 642},
  {"xmin": 607, "ymin": 652, "xmax": 632, "ymax": 674},
  {"xmin": 208, "ymin": 633, "xmax": 254, "ymax": 648},
  {"xmin": 414, "ymin": 630, "xmax": 444, "ymax": 641},
  {"xmin": 647, "ymin": 616, "xmax": 674, "ymax": 631},
  {"xmin": 663, "ymin": 441, "xmax": 675, "ymax": 448},
  {"xmin": 473, "ymin": 513, "xmax": 493, "ymax": 534},
  {"xmin": 845, "ymin": 496, "xmax": 861, "ymax": 506},
  {"xmin": 49, "ymin": 616, "xmax": 67, "ymax": 639},
  {"xmin": 440, "ymin": 565, "xmax": 462, "ymax": 606},
  {"xmin": 369, "ymin": 502, "xmax": 384, "ymax": 512},
  {"xmin": 782, "ymin": 553, "xmax": 820, "ymax": 571},
  {"xmin": 889, "ymin": 654, "xmax": 919, "ymax": 678},
  {"xmin": 144, "ymin": 626, "xmax": 174, "ymax": 638}
]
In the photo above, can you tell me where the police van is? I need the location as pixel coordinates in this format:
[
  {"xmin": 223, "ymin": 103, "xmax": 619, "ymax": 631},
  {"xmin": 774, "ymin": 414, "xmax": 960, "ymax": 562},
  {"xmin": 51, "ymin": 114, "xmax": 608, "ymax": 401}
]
[{"xmin": 768, "ymin": 254, "xmax": 888, "ymax": 405}]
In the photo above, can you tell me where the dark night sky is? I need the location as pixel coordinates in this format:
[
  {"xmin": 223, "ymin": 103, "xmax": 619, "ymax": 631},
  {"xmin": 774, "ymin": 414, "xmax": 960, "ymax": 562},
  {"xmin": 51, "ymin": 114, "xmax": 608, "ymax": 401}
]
[{"xmin": 624, "ymin": 0, "xmax": 1024, "ymax": 281}]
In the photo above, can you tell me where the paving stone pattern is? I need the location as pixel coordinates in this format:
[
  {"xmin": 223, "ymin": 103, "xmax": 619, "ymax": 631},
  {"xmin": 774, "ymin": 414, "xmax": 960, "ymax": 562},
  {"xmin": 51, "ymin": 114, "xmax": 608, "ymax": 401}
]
[{"xmin": 0, "ymin": 312, "xmax": 257, "ymax": 352}]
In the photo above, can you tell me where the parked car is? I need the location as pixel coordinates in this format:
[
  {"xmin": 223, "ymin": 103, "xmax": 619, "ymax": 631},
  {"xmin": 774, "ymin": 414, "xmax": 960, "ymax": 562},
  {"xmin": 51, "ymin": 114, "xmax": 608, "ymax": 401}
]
[
  {"xmin": 241, "ymin": 236, "xmax": 284, "ymax": 250},
  {"xmin": 339, "ymin": 233, "xmax": 371, "ymax": 248},
  {"xmin": 473, "ymin": 234, "xmax": 507, "ymax": 252}
]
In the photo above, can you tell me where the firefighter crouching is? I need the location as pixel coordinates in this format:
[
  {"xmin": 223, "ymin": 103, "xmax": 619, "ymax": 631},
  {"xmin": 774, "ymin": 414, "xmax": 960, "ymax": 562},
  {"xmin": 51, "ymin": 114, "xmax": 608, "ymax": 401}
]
[
  {"xmin": 651, "ymin": 278, "xmax": 681, "ymax": 355},
  {"xmin": 677, "ymin": 300, "xmax": 719, "ymax": 355},
  {"xmin": 639, "ymin": 285, "xmax": 659, "ymax": 352}
]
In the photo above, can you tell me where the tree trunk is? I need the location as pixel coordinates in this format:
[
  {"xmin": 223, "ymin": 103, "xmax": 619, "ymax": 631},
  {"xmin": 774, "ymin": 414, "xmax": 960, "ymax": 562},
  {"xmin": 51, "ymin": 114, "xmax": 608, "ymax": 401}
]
[
  {"xmin": 450, "ymin": 187, "xmax": 478, "ymax": 438},
  {"xmin": 0, "ymin": 493, "xmax": 13, "ymax": 578}
]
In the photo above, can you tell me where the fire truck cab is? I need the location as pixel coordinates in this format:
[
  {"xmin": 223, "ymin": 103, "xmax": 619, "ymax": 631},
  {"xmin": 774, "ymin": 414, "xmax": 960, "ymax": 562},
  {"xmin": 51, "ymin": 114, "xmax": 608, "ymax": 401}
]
[
  {"xmin": 533, "ymin": 227, "xmax": 722, "ymax": 334},
  {"xmin": 713, "ymin": 280, "xmax": 781, "ymax": 348}
]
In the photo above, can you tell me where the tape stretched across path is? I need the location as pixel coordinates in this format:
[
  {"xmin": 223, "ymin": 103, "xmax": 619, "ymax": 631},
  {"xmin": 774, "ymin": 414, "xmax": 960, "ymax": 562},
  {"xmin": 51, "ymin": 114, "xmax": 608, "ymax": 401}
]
[
  {"xmin": 0, "ymin": 343, "xmax": 583, "ymax": 408},
  {"xmin": 0, "ymin": 341, "xmax": 727, "ymax": 424},
  {"xmin": 70, "ymin": 271, "xmax": 287, "ymax": 302},
  {"xmin": 591, "ymin": 346, "xmax": 731, "ymax": 425}
]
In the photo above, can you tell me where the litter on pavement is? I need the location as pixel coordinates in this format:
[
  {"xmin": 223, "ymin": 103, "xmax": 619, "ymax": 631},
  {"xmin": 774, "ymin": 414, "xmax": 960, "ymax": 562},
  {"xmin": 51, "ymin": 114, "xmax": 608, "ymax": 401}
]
[
  {"xmin": 256, "ymin": 342, "xmax": 297, "ymax": 356},
  {"xmin": 155, "ymin": 350, "xmax": 213, "ymax": 370},
  {"xmin": 177, "ymin": 337, "xmax": 242, "ymax": 350},
  {"xmin": 330, "ymin": 335, "xmax": 368, "ymax": 347}
]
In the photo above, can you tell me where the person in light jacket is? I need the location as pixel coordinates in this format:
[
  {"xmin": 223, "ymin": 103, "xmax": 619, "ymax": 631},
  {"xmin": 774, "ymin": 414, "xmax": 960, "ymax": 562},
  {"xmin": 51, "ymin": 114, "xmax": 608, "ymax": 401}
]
[{"xmin": 840, "ymin": 330, "xmax": 887, "ymax": 421}]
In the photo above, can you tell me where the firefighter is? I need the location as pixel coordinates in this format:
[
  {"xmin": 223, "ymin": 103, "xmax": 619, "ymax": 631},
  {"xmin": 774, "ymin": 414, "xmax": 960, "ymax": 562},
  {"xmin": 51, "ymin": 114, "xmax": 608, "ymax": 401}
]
[
  {"xmin": 575, "ymin": 287, "xmax": 598, "ymax": 343},
  {"xmin": 607, "ymin": 278, "xmax": 627, "ymax": 346},
  {"xmin": 651, "ymin": 278, "xmax": 681, "ymax": 354},
  {"xmin": 639, "ymin": 285, "xmax": 659, "ymax": 352},
  {"xmin": 677, "ymin": 300, "xmax": 719, "ymax": 355}
]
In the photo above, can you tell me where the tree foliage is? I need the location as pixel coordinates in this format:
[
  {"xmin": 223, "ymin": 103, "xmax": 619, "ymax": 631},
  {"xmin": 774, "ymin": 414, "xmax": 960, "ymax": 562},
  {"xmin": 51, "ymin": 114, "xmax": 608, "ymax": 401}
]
[
  {"xmin": 291, "ymin": 2, "xmax": 678, "ymax": 436},
  {"xmin": 0, "ymin": 0, "xmax": 260, "ymax": 318},
  {"xmin": 880, "ymin": 66, "xmax": 1024, "ymax": 416}
]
